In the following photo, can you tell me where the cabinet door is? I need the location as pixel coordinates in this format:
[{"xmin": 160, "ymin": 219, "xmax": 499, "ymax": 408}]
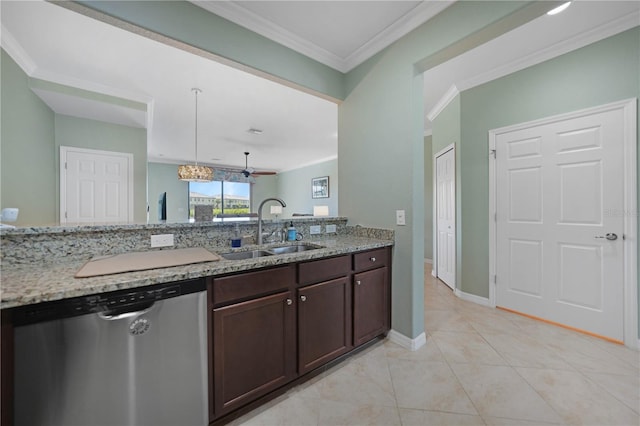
[
  {"xmin": 353, "ymin": 267, "xmax": 389, "ymax": 346},
  {"xmin": 298, "ymin": 277, "xmax": 351, "ymax": 375},
  {"xmin": 213, "ymin": 291, "xmax": 295, "ymax": 416}
]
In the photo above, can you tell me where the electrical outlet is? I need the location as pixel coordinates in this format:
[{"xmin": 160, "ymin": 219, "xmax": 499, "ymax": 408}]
[
  {"xmin": 151, "ymin": 234, "xmax": 174, "ymax": 248},
  {"xmin": 325, "ymin": 224, "xmax": 337, "ymax": 233},
  {"xmin": 309, "ymin": 225, "xmax": 321, "ymax": 235},
  {"xmin": 396, "ymin": 210, "xmax": 406, "ymax": 226}
]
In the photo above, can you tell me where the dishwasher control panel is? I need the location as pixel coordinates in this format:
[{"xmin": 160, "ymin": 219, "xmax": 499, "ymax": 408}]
[{"xmin": 11, "ymin": 278, "xmax": 205, "ymax": 326}]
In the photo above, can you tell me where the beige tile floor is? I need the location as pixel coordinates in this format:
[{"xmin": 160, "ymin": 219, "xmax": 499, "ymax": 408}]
[{"xmin": 231, "ymin": 265, "xmax": 640, "ymax": 426}]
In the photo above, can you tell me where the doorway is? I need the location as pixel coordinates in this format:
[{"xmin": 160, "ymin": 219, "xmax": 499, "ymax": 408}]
[
  {"xmin": 434, "ymin": 145, "xmax": 456, "ymax": 290},
  {"xmin": 489, "ymin": 99, "xmax": 637, "ymax": 346},
  {"xmin": 60, "ymin": 146, "xmax": 133, "ymax": 224}
]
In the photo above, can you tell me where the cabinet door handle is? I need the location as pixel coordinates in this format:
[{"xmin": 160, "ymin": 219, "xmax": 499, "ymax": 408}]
[
  {"xmin": 370, "ymin": 257, "xmax": 376, "ymax": 262},
  {"xmin": 356, "ymin": 280, "xmax": 362, "ymax": 286},
  {"xmin": 286, "ymin": 298, "xmax": 292, "ymax": 306},
  {"xmin": 300, "ymin": 295, "xmax": 307, "ymax": 302}
]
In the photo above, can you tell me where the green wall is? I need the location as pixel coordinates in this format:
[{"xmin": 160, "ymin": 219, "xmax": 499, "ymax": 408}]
[
  {"xmin": 253, "ymin": 159, "xmax": 338, "ymax": 219},
  {"xmin": 148, "ymin": 162, "xmax": 189, "ymax": 223},
  {"xmin": 1, "ymin": 50, "xmax": 56, "ymax": 226},
  {"xmin": 54, "ymin": 115, "xmax": 147, "ymax": 223},
  {"xmin": 459, "ymin": 27, "xmax": 640, "ymax": 301},
  {"xmin": 423, "ymin": 135, "xmax": 433, "ymax": 260},
  {"xmin": 2, "ymin": 49, "xmax": 148, "ymax": 225},
  {"xmin": 340, "ymin": 1, "xmax": 539, "ymax": 339},
  {"xmin": 251, "ymin": 174, "xmax": 278, "ymax": 215},
  {"xmin": 74, "ymin": 0, "xmax": 344, "ymax": 101}
]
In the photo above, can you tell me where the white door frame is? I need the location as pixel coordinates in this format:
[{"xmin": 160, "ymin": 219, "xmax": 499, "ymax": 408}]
[
  {"xmin": 60, "ymin": 146, "xmax": 134, "ymax": 225},
  {"xmin": 489, "ymin": 98, "xmax": 637, "ymax": 348},
  {"xmin": 433, "ymin": 143, "xmax": 456, "ymax": 289}
]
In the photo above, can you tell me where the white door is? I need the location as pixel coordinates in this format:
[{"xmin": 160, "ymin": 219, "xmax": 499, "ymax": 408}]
[
  {"xmin": 61, "ymin": 147, "xmax": 133, "ymax": 224},
  {"xmin": 436, "ymin": 147, "xmax": 456, "ymax": 289},
  {"xmin": 495, "ymin": 107, "xmax": 626, "ymax": 342}
]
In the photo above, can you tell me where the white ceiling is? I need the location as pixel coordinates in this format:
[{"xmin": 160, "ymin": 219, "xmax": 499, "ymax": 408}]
[
  {"xmin": 1, "ymin": 1, "xmax": 638, "ymax": 173},
  {"xmin": 1, "ymin": 0, "xmax": 339, "ymax": 173},
  {"xmin": 193, "ymin": 0, "xmax": 454, "ymax": 73}
]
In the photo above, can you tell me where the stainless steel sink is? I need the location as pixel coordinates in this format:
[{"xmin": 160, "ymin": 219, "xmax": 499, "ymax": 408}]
[
  {"xmin": 220, "ymin": 250, "xmax": 274, "ymax": 260},
  {"xmin": 267, "ymin": 244, "xmax": 322, "ymax": 255}
]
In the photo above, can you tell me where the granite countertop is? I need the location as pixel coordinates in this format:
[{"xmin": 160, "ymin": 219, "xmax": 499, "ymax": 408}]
[{"xmin": 0, "ymin": 235, "xmax": 392, "ymax": 310}]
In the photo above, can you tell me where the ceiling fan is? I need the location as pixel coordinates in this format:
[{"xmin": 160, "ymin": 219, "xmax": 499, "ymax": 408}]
[{"xmin": 239, "ymin": 151, "xmax": 276, "ymax": 177}]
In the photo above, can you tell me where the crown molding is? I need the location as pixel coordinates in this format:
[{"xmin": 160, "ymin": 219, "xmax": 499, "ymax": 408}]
[
  {"xmin": 343, "ymin": 1, "xmax": 455, "ymax": 72},
  {"xmin": 1, "ymin": 25, "xmax": 37, "ymax": 75},
  {"xmin": 192, "ymin": 1, "xmax": 455, "ymax": 73},
  {"xmin": 426, "ymin": 84, "xmax": 459, "ymax": 122},
  {"xmin": 193, "ymin": 1, "xmax": 346, "ymax": 71},
  {"xmin": 457, "ymin": 10, "xmax": 640, "ymax": 92},
  {"xmin": 278, "ymin": 155, "xmax": 337, "ymax": 174},
  {"xmin": 2, "ymin": 23, "xmax": 153, "ymax": 108}
]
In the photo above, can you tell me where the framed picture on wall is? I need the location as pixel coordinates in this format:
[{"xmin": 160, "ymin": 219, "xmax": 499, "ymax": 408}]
[{"xmin": 312, "ymin": 176, "xmax": 329, "ymax": 199}]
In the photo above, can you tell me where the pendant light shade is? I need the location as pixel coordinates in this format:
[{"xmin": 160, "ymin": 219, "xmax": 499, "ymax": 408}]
[
  {"xmin": 178, "ymin": 88, "xmax": 213, "ymax": 182},
  {"xmin": 177, "ymin": 164, "xmax": 213, "ymax": 182}
]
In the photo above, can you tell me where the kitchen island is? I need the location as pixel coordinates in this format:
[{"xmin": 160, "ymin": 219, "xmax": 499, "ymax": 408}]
[{"xmin": 1, "ymin": 218, "xmax": 393, "ymax": 425}]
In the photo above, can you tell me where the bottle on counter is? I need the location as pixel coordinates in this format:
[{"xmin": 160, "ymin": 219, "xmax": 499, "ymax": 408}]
[
  {"xmin": 231, "ymin": 223, "xmax": 242, "ymax": 247},
  {"xmin": 287, "ymin": 221, "xmax": 297, "ymax": 241}
]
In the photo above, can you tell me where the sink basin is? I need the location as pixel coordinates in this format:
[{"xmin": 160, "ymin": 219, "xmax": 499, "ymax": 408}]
[
  {"xmin": 268, "ymin": 244, "xmax": 322, "ymax": 255},
  {"xmin": 220, "ymin": 250, "xmax": 273, "ymax": 260}
]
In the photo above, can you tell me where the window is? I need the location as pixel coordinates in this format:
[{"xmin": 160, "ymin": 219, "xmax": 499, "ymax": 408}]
[{"xmin": 189, "ymin": 181, "xmax": 251, "ymax": 222}]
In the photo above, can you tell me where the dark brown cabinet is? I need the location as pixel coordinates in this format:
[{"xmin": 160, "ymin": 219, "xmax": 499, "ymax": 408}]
[
  {"xmin": 209, "ymin": 248, "xmax": 390, "ymax": 423},
  {"xmin": 298, "ymin": 276, "xmax": 351, "ymax": 374},
  {"xmin": 353, "ymin": 247, "xmax": 391, "ymax": 346},
  {"xmin": 210, "ymin": 266, "xmax": 296, "ymax": 418},
  {"xmin": 354, "ymin": 267, "xmax": 388, "ymax": 346}
]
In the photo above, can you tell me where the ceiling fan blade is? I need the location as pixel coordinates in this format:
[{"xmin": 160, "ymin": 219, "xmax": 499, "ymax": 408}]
[{"xmin": 251, "ymin": 171, "xmax": 277, "ymax": 175}]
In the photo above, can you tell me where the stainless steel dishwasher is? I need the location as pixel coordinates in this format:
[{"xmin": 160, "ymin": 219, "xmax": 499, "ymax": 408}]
[{"xmin": 13, "ymin": 278, "xmax": 208, "ymax": 426}]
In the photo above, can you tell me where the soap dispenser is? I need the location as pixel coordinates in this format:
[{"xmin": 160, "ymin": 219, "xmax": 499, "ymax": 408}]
[
  {"xmin": 287, "ymin": 221, "xmax": 297, "ymax": 241},
  {"xmin": 231, "ymin": 223, "xmax": 242, "ymax": 247}
]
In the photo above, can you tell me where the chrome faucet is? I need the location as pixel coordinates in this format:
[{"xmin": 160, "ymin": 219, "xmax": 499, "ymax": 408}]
[{"xmin": 257, "ymin": 197, "xmax": 286, "ymax": 245}]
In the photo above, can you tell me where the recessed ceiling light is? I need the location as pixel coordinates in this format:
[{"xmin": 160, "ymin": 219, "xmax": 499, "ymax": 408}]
[
  {"xmin": 547, "ymin": 2, "xmax": 571, "ymax": 15},
  {"xmin": 247, "ymin": 128, "xmax": 263, "ymax": 135}
]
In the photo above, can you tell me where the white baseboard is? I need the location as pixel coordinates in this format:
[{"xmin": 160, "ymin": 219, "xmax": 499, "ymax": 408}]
[
  {"xmin": 424, "ymin": 258, "xmax": 433, "ymax": 264},
  {"xmin": 454, "ymin": 289, "xmax": 491, "ymax": 307},
  {"xmin": 387, "ymin": 330, "xmax": 426, "ymax": 351},
  {"xmin": 431, "ymin": 269, "xmax": 437, "ymax": 278}
]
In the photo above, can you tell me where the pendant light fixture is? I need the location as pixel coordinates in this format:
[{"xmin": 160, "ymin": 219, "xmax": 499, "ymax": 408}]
[{"xmin": 178, "ymin": 88, "xmax": 214, "ymax": 182}]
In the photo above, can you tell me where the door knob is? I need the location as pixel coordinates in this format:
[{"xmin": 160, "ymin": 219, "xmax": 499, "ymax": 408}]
[{"xmin": 595, "ymin": 233, "xmax": 618, "ymax": 241}]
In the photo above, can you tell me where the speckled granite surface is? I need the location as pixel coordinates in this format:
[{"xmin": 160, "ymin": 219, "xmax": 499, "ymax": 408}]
[
  {"xmin": 0, "ymin": 217, "xmax": 350, "ymax": 266},
  {"xmin": 1, "ymin": 221, "xmax": 393, "ymax": 309}
]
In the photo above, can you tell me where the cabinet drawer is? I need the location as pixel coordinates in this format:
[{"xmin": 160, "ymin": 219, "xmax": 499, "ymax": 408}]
[
  {"xmin": 298, "ymin": 255, "xmax": 350, "ymax": 285},
  {"xmin": 354, "ymin": 248, "xmax": 389, "ymax": 272},
  {"xmin": 212, "ymin": 266, "xmax": 295, "ymax": 305}
]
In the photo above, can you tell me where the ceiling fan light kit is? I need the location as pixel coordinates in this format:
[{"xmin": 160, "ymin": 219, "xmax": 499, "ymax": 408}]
[
  {"xmin": 178, "ymin": 88, "xmax": 214, "ymax": 182},
  {"xmin": 241, "ymin": 151, "xmax": 277, "ymax": 177}
]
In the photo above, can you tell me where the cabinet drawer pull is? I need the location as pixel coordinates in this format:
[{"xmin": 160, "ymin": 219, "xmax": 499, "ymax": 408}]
[
  {"xmin": 356, "ymin": 280, "xmax": 361, "ymax": 286},
  {"xmin": 370, "ymin": 257, "xmax": 376, "ymax": 262},
  {"xmin": 300, "ymin": 295, "xmax": 307, "ymax": 302},
  {"xmin": 286, "ymin": 298, "xmax": 292, "ymax": 306}
]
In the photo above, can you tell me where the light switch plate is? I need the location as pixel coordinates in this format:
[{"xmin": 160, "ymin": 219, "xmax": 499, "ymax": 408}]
[
  {"xmin": 309, "ymin": 225, "xmax": 321, "ymax": 235},
  {"xmin": 325, "ymin": 224, "xmax": 337, "ymax": 233},
  {"xmin": 396, "ymin": 210, "xmax": 406, "ymax": 226},
  {"xmin": 151, "ymin": 234, "xmax": 174, "ymax": 248}
]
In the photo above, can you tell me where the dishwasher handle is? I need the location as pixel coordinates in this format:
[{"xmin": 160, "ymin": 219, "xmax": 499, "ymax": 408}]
[{"xmin": 97, "ymin": 301, "xmax": 154, "ymax": 321}]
